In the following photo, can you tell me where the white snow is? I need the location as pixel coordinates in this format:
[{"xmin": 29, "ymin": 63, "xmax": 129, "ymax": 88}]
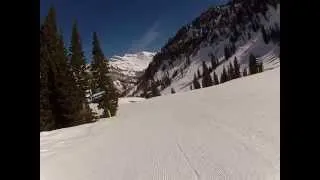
[
  {"xmin": 118, "ymin": 97, "xmax": 146, "ymax": 104},
  {"xmin": 132, "ymin": 5, "xmax": 280, "ymax": 96},
  {"xmin": 88, "ymin": 103, "xmax": 104, "ymax": 117},
  {"xmin": 89, "ymin": 97, "xmax": 146, "ymax": 117},
  {"xmin": 109, "ymin": 51, "xmax": 155, "ymax": 77},
  {"xmin": 41, "ymin": 67, "xmax": 280, "ymax": 180}
]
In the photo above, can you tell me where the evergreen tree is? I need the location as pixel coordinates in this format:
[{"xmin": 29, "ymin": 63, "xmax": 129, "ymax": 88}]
[
  {"xmin": 220, "ymin": 66, "xmax": 228, "ymax": 83},
  {"xmin": 211, "ymin": 55, "xmax": 217, "ymax": 70},
  {"xmin": 257, "ymin": 63, "xmax": 264, "ymax": 73},
  {"xmin": 40, "ymin": 6, "xmax": 83, "ymax": 129},
  {"xmin": 193, "ymin": 74, "xmax": 201, "ymax": 89},
  {"xmin": 40, "ymin": 25, "xmax": 54, "ymax": 131},
  {"xmin": 186, "ymin": 56, "xmax": 191, "ymax": 65},
  {"xmin": 213, "ymin": 71, "xmax": 219, "ymax": 85},
  {"xmin": 201, "ymin": 61, "xmax": 213, "ymax": 88},
  {"xmin": 151, "ymin": 83, "xmax": 161, "ymax": 97},
  {"xmin": 91, "ymin": 32, "xmax": 118, "ymax": 117},
  {"xmin": 249, "ymin": 54, "xmax": 258, "ymax": 75},
  {"xmin": 243, "ymin": 68, "xmax": 248, "ymax": 76},
  {"xmin": 69, "ymin": 20, "xmax": 93, "ymax": 122},
  {"xmin": 228, "ymin": 62, "xmax": 235, "ymax": 80},
  {"xmin": 224, "ymin": 45, "xmax": 230, "ymax": 60},
  {"xmin": 233, "ymin": 57, "xmax": 241, "ymax": 79},
  {"xmin": 261, "ymin": 26, "xmax": 270, "ymax": 44},
  {"xmin": 171, "ymin": 88, "xmax": 176, "ymax": 94}
]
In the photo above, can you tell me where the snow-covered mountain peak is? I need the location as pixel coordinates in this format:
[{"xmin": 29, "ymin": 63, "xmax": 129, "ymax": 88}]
[
  {"xmin": 107, "ymin": 51, "xmax": 155, "ymax": 95},
  {"xmin": 109, "ymin": 51, "xmax": 155, "ymax": 74}
]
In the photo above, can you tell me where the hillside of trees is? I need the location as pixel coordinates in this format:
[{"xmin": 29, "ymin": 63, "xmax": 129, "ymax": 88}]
[{"xmin": 40, "ymin": 7, "xmax": 118, "ymax": 131}]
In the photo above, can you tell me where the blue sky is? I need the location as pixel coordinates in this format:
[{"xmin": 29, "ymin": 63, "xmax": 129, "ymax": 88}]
[{"xmin": 40, "ymin": 0, "xmax": 228, "ymax": 59}]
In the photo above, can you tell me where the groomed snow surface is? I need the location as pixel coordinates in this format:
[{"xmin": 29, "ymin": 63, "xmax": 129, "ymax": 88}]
[{"xmin": 41, "ymin": 67, "xmax": 280, "ymax": 180}]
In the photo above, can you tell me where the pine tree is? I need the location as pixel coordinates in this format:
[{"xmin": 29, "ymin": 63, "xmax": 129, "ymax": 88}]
[
  {"xmin": 171, "ymin": 88, "xmax": 176, "ymax": 94},
  {"xmin": 40, "ymin": 25, "xmax": 54, "ymax": 131},
  {"xmin": 228, "ymin": 62, "xmax": 235, "ymax": 80},
  {"xmin": 193, "ymin": 74, "xmax": 201, "ymax": 89},
  {"xmin": 91, "ymin": 32, "xmax": 118, "ymax": 118},
  {"xmin": 69, "ymin": 20, "xmax": 93, "ymax": 122},
  {"xmin": 40, "ymin": 6, "xmax": 83, "ymax": 129},
  {"xmin": 151, "ymin": 83, "xmax": 161, "ymax": 97},
  {"xmin": 233, "ymin": 57, "xmax": 241, "ymax": 79},
  {"xmin": 243, "ymin": 68, "xmax": 248, "ymax": 76},
  {"xmin": 261, "ymin": 26, "xmax": 270, "ymax": 44},
  {"xmin": 186, "ymin": 56, "xmax": 191, "ymax": 65},
  {"xmin": 213, "ymin": 71, "xmax": 219, "ymax": 85},
  {"xmin": 201, "ymin": 61, "xmax": 213, "ymax": 88},
  {"xmin": 220, "ymin": 66, "xmax": 228, "ymax": 83},
  {"xmin": 211, "ymin": 55, "xmax": 217, "ymax": 70},
  {"xmin": 257, "ymin": 63, "xmax": 264, "ymax": 73},
  {"xmin": 249, "ymin": 54, "xmax": 258, "ymax": 75}
]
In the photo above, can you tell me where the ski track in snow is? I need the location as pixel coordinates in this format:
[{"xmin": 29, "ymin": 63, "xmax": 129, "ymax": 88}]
[{"xmin": 41, "ymin": 68, "xmax": 280, "ymax": 180}]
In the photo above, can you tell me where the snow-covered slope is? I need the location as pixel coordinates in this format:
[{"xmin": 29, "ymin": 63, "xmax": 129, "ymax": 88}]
[
  {"xmin": 131, "ymin": 1, "xmax": 280, "ymax": 97},
  {"xmin": 41, "ymin": 67, "xmax": 280, "ymax": 180},
  {"xmin": 110, "ymin": 51, "xmax": 155, "ymax": 77},
  {"xmin": 109, "ymin": 51, "xmax": 155, "ymax": 94}
]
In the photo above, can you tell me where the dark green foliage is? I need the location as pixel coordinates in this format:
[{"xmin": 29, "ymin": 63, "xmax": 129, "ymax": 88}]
[
  {"xmin": 171, "ymin": 88, "xmax": 176, "ymax": 94},
  {"xmin": 213, "ymin": 71, "xmax": 219, "ymax": 85},
  {"xmin": 91, "ymin": 32, "xmax": 118, "ymax": 118},
  {"xmin": 224, "ymin": 44, "xmax": 236, "ymax": 60},
  {"xmin": 233, "ymin": 57, "xmax": 241, "ymax": 79},
  {"xmin": 151, "ymin": 83, "xmax": 161, "ymax": 97},
  {"xmin": 210, "ymin": 54, "xmax": 218, "ymax": 71},
  {"xmin": 220, "ymin": 66, "xmax": 228, "ymax": 83},
  {"xmin": 243, "ymin": 68, "xmax": 248, "ymax": 76},
  {"xmin": 40, "ymin": 6, "xmax": 87, "ymax": 130},
  {"xmin": 186, "ymin": 56, "xmax": 191, "ymax": 65},
  {"xmin": 172, "ymin": 70, "xmax": 178, "ymax": 79},
  {"xmin": 40, "ymin": 26, "xmax": 55, "ymax": 131},
  {"xmin": 197, "ymin": 69, "xmax": 201, "ymax": 78},
  {"xmin": 201, "ymin": 61, "xmax": 213, "ymax": 88},
  {"xmin": 249, "ymin": 54, "xmax": 258, "ymax": 75},
  {"xmin": 257, "ymin": 63, "xmax": 264, "ymax": 73},
  {"xmin": 69, "ymin": 20, "xmax": 93, "ymax": 123},
  {"xmin": 228, "ymin": 62, "xmax": 235, "ymax": 80},
  {"xmin": 193, "ymin": 74, "xmax": 201, "ymax": 89},
  {"xmin": 261, "ymin": 26, "xmax": 270, "ymax": 44}
]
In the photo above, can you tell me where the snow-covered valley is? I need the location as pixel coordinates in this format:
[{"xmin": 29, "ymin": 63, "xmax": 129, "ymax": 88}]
[{"xmin": 41, "ymin": 67, "xmax": 280, "ymax": 180}]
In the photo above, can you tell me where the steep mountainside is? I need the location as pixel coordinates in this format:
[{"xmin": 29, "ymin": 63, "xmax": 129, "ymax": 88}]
[
  {"xmin": 130, "ymin": 0, "xmax": 280, "ymax": 97},
  {"xmin": 109, "ymin": 51, "xmax": 155, "ymax": 95},
  {"xmin": 86, "ymin": 51, "xmax": 155, "ymax": 97}
]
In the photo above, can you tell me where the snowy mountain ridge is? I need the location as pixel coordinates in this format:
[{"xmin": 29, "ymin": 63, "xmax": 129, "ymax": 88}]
[
  {"xmin": 109, "ymin": 51, "xmax": 155, "ymax": 77},
  {"xmin": 108, "ymin": 51, "xmax": 155, "ymax": 95},
  {"xmin": 131, "ymin": 0, "xmax": 280, "ymax": 97}
]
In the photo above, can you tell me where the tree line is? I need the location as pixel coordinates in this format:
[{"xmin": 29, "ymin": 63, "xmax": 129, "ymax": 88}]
[
  {"xmin": 40, "ymin": 7, "xmax": 118, "ymax": 131},
  {"xmin": 191, "ymin": 54, "xmax": 263, "ymax": 90}
]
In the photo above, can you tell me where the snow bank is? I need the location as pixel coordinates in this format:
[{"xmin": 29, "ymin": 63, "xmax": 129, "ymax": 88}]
[{"xmin": 41, "ymin": 68, "xmax": 280, "ymax": 180}]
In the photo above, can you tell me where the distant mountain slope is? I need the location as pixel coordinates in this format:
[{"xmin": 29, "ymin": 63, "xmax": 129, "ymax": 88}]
[
  {"xmin": 85, "ymin": 51, "xmax": 155, "ymax": 97},
  {"xmin": 131, "ymin": 0, "xmax": 280, "ymax": 97},
  {"xmin": 109, "ymin": 51, "xmax": 155, "ymax": 95}
]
